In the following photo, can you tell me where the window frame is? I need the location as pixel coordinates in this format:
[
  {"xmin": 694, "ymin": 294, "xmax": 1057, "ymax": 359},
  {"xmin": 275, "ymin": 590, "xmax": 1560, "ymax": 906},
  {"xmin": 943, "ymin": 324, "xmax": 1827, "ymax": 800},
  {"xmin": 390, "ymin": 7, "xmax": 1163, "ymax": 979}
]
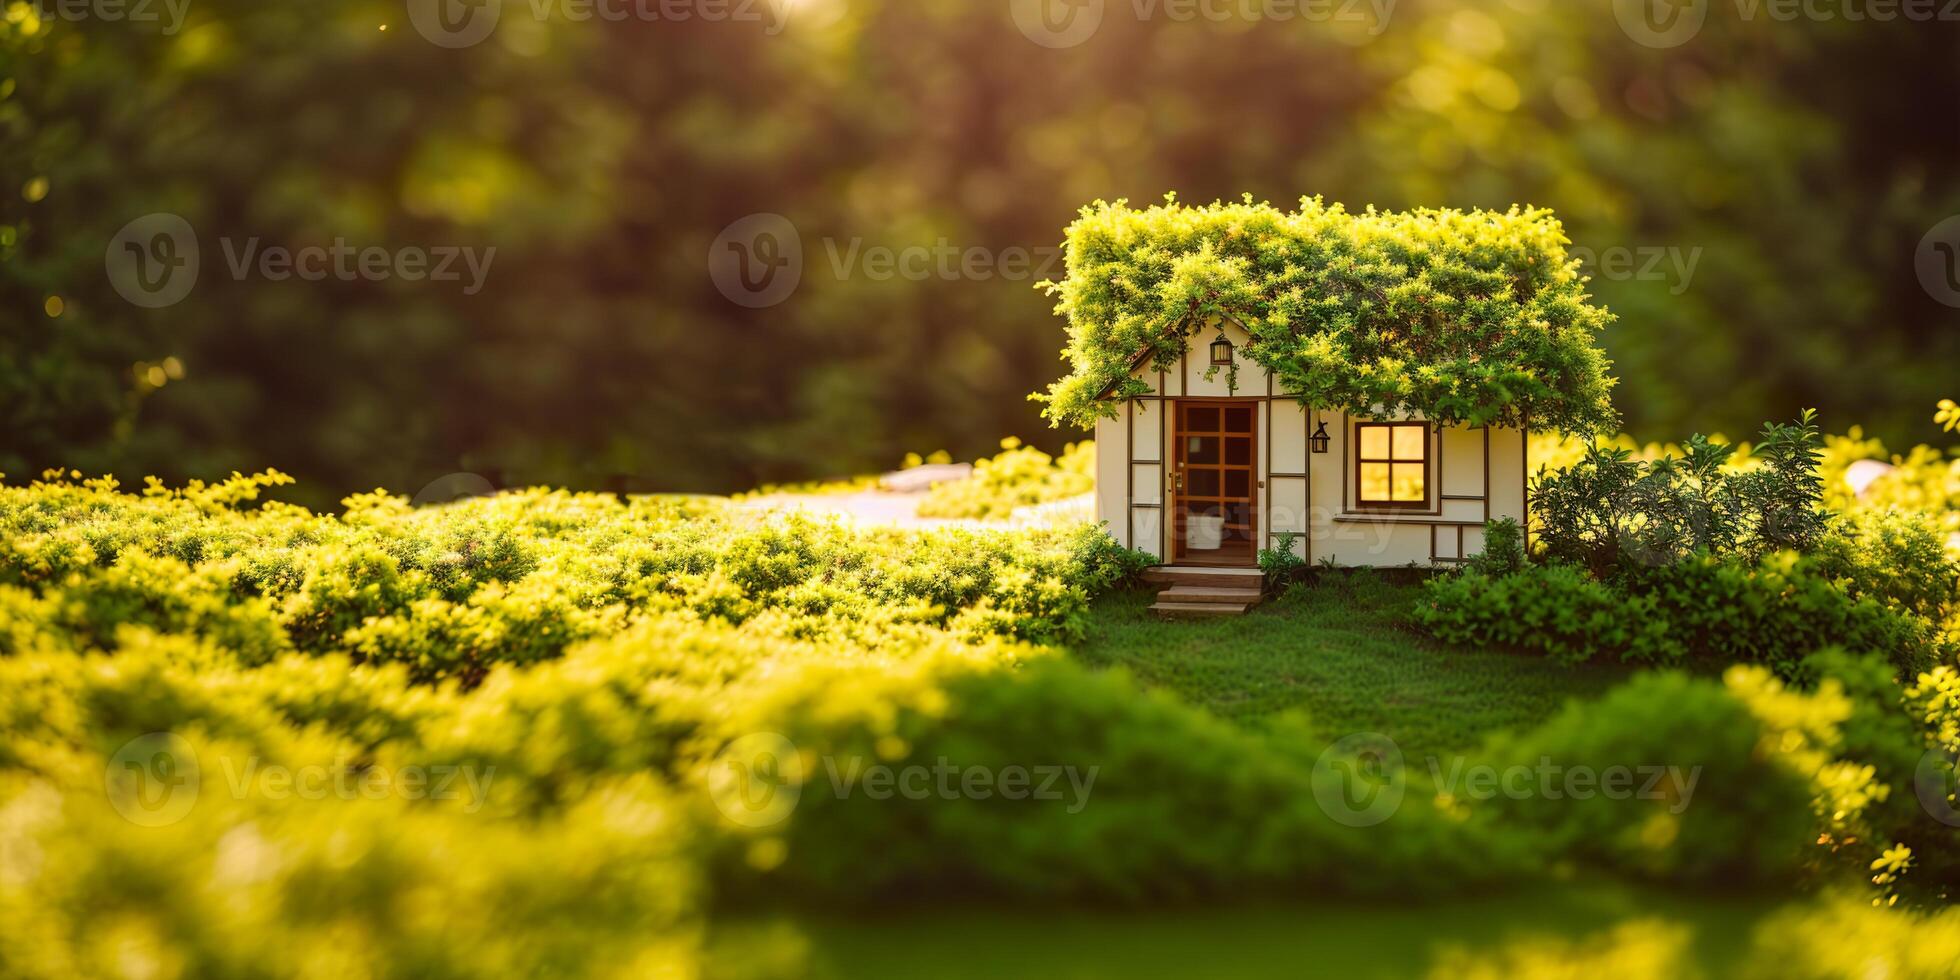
[{"xmin": 1351, "ymin": 421, "xmax": 1434, "ymax": 510}]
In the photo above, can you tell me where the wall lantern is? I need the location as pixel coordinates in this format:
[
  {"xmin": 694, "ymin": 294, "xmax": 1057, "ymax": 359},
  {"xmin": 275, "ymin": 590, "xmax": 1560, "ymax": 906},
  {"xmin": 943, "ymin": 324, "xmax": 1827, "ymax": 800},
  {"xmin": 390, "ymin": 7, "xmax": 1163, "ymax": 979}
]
[
  {"xmin": 1310, "ymin": 421, "xmax": 1331, "ymax": 454},
  {"xmin": 1209, "ymin": 333, "xmax": 1235, "ymax": 366}
]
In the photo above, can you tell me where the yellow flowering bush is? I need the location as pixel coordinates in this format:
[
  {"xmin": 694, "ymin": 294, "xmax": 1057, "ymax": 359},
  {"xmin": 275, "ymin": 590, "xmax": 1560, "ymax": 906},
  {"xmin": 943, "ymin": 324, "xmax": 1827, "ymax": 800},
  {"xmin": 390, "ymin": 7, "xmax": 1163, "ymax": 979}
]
[{"xmin": 916, "ymin": 439, "xmax": 1095, "ymax": 520}]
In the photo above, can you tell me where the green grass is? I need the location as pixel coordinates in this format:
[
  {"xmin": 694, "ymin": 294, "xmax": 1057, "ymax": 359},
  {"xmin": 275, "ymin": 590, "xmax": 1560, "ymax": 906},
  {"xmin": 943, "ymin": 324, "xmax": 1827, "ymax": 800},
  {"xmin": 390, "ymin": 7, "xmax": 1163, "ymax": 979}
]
[
  {"xmin": 1067, "ymin": 572, "xmax": 1634, "ymax": 759},
  {"xmin": 762, "ymin": 882, "xmax": 1779, "ymax": 980}
]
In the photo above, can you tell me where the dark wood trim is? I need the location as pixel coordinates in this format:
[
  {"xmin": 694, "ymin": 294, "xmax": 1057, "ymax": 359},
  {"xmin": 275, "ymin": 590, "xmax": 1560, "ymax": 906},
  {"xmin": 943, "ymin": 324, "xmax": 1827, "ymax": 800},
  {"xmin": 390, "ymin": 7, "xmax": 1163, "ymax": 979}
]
[
  {"xmin": 1097, "ymin": 393, "xmax": 1305, "ymax": 404},
  {"xmin": 1263, "ymin": 371, "xmax": 1272, "ymax": 551},
  {"xmin": 1335, "ymin": 515, "xmax": 1489, "ymax": 527},
  {"xmin": 1521, "ymin": 413, "xmax": 1531, "ymax": 555},
  {"xmin": 1093, "ymin": 345, "xmax": 1163, "ymax": 402},
  {"xmin": 1350, "ymin": 420, "xmax": 1436, "ymax": 511},
  {"xmin": 1124, "ymin": 399, "xmax": 1134, "ymax": 548},
  {"xmin": 1430, "ymin": 523, "xmax": 1472, "ymax": 563},
  {"xmin": 1305, "ymin": 408, "xmax": 1314, "ymax": 566},
  {"xmin": 1482, "ymin": 426, "xmax": 1492, "ymax": 524}
]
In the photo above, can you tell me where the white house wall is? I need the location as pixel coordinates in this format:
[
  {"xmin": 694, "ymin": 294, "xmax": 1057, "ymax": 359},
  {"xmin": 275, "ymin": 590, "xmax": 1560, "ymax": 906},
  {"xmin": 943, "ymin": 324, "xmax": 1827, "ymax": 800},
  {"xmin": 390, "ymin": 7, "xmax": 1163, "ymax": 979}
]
[
  {"xmin": 1090, "ymin": 323, "xmax": 1529, "ymax": 567},
  {"xmin": 1093, "ymin": 413, "xmax": 1127, "ymax": 546}
]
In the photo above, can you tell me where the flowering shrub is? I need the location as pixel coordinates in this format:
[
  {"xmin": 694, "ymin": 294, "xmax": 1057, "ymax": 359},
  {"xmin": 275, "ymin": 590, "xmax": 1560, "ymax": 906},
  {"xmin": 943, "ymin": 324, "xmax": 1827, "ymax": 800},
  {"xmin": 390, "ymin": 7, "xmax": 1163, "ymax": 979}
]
[
  {"xmin": 916, "ymin": 439, "xmax": 1095, "ymax": 520},
  {"xmin": 0, "ymin": 473, "xmax": 1148, "ymax": 681},
  {"xmin": 3, "ymin": 466, "xmax": 1955, "ymax": 974}
]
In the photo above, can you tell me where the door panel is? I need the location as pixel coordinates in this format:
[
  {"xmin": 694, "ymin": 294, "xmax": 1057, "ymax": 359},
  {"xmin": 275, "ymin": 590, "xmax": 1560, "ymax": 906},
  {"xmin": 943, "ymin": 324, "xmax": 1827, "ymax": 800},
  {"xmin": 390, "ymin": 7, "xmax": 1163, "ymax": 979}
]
[{"xmin": 1172, "ymin": 399, "xmax": 1259, "ymax": 566}]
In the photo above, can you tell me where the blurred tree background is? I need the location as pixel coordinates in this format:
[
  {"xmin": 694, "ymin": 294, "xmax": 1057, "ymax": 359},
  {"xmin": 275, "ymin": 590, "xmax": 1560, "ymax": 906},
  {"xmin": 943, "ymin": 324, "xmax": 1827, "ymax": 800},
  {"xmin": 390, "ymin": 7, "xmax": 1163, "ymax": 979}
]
[{"xmin": 3, "ymin": 0, "xmax": 1957, "ymax": 507}]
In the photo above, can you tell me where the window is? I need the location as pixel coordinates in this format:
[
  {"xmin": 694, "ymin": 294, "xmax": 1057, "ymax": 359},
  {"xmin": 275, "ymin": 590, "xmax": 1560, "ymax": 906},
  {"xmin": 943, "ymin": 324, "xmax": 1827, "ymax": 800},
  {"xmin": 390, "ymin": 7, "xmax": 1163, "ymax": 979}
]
[{"xmin": 1355, "ymin": 422, "xmax": 1430, "ymax": 507}]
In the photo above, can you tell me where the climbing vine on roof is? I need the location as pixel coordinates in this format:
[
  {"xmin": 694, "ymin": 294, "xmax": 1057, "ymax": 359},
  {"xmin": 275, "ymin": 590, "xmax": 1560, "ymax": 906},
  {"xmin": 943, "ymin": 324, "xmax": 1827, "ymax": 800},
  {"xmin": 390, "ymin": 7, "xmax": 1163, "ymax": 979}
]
[{"xmin": 1033, "ymin": 196, "xmax": 1619, "ymax": 435}]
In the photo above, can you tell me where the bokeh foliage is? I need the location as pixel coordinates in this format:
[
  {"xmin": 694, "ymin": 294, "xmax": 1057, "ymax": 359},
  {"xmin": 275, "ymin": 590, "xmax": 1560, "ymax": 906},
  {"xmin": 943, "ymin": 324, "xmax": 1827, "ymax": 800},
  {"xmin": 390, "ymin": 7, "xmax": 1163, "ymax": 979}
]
[{"xmin": 3, "ymin": 0, "xmax": 1957, "ymax": 504}]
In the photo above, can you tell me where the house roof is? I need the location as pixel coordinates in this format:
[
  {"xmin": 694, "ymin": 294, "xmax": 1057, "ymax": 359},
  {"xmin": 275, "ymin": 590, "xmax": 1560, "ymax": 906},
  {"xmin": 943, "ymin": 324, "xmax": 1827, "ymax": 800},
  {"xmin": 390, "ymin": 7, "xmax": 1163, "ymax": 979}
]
[
  {"xmin": 1035, "ymin": 196, "xmax": 1620, "ymax": 435},
  {"xmin": 1093, "ymin": 345, "xmax": 1162, "ymax": 402}
]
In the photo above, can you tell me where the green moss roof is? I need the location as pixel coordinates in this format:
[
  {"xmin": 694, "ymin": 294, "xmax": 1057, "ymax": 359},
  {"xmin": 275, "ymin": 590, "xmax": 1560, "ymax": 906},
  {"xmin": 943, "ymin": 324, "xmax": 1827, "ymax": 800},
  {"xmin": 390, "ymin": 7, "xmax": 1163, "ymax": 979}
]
[{"xmin": 1034, "ymin": 196, "xmax": 1619, "ymax": 435}]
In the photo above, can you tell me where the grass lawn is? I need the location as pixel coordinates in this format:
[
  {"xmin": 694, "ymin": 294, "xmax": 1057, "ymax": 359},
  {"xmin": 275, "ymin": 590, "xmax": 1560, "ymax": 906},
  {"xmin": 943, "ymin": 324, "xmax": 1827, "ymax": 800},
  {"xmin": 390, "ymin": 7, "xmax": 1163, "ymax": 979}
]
[
  {"xmin": 768, "ymin": 882, "xmax": 1779, "ymax": 979},
  {"xmin": 1067, "ymin": 572, "xmax": 1634, "ymax": 759}
]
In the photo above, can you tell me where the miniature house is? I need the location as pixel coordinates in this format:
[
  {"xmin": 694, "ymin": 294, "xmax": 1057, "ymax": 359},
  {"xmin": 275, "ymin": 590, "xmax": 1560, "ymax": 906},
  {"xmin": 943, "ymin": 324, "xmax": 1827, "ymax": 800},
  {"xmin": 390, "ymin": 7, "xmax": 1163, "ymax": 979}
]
[
  {"xmin": 1041, "ymin": 199, "xmax": 1615, "ymax": 573},
  {"xmin": 1091, "ymin": 317, "xmax": 1528, "ymax": 568}
]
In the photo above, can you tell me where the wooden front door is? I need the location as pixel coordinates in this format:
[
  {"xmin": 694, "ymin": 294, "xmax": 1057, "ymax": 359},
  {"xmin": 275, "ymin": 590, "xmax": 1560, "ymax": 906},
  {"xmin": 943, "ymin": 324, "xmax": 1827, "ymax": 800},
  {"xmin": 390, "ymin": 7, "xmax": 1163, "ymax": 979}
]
[{"xmin": 1171, "ymin": 399, "xmax": 1258, "ymax": 566}]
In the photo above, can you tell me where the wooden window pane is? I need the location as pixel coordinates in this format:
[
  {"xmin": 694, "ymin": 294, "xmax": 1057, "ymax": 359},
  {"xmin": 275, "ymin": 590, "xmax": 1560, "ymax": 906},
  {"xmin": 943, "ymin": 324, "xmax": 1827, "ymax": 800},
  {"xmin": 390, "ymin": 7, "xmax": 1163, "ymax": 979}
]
[
  {"xmin": 1392, "ymin": 463, "xmax": 1426, "ymax": 502},
  {"xmin": 1359, "ymin": 462, "xmax": 1391, "ymax": 501},
  {"xmin": 1225, "ymin": 406, "xmax": 1253, "ymax": 433},
  {"xmin": 1189, "ymin": 469, "xmax": 1220, "ymax": 497},
  {"xmin": 1359, "ymin": 426, "xmax": 1390, "ymax": 459},
  {"xmin": 1225, "ymin": 437, "xmax": 1250, "ymax": 465},
  {"xmin": 1392, "ymin": 425, "xmax": 1426, "ymax": 460},
  {"xmin": 1189, "ymin": 407, "xmax": 1220, "ymax": 431},
  {"xmin": 1225, "ymin": 470, "xmax": 1249, "ymax": 498},
  {"xmin": 1186, "ymin": 436, "xmax": 1219, "ymax": 465}
]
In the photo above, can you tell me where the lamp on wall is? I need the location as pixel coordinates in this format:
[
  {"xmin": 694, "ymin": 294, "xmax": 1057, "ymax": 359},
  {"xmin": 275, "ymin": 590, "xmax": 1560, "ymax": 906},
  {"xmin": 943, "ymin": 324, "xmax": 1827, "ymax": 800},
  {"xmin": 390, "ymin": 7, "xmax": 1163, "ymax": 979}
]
[
  {"xmin": 1310, "ymin": 421, "xmax": 1331, "ymax": 454},
  {"xmin": 1209, "ymin": 332, "xmax": 1234, "ymax": 366}
]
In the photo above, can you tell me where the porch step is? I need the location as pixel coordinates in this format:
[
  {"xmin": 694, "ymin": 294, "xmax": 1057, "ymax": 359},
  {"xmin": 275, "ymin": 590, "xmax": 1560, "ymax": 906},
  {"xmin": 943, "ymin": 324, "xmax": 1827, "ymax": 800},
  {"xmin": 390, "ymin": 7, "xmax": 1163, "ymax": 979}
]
[
  {"xmin": 1155, "ymin": 586, "xmax": 1265, "ymax": 607},
  {"xmin": 1141, "ymin": 566, "xmax": 1266, "ymax": 589},
  {"xmin": 1143, "ymin": 566, "xmax": 1267, "ymax": 619},
  {"xmin": 1148, "ymin": 601, "xmax": 1256, "ymax": 619}
]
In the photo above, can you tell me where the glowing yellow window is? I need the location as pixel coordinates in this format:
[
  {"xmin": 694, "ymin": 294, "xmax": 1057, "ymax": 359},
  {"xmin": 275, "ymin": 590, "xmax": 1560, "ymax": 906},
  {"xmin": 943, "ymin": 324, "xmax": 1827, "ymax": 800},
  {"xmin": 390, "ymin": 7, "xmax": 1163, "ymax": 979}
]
[{"xmin": 1356, "ymin": 422, "xmax": 1430, "ymax": 507}]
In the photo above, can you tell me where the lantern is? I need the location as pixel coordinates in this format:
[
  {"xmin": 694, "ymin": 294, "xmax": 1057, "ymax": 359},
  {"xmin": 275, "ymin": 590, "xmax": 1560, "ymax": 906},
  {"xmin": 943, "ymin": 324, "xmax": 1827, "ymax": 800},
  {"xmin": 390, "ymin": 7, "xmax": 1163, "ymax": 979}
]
[
  {"xmin": 1311, "ymin": 421, "xmax": 1331, "ymax": 454},
  {"xmin": 1209, "ymin": 333, "xmax": 1234, "ymax": 366}
]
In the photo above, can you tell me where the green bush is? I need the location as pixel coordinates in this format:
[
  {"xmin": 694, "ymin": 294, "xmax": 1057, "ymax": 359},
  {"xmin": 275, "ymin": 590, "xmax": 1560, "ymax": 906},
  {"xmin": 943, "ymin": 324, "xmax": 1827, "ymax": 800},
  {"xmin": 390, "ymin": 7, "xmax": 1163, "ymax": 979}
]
[
  {"xmin": 709, "ymin": 655, "xmax": 1531, "ymax": 903},
  {"xmin": 1257, "ymin": 531, "xmax": 1307, "ymax": 587},
  {"xmin": 1465, "ymin": 518, "xmax": 1526, "ymax": 578},
  {"xmin": 1627, "ymin": 554, "xmax": 1944, "ymax": 679},
  {"xmin": 1812, "ymin": 509, "xmax": 1959, "ymax": 632},
  {"xmin": 1416, "ymin": 554, "xmax": 1948, "ymax": 678},
  {"xmin": 1477, "ymin": 671, "xmax": 1816, "ymax": 882},
  {"xmin": 1784, "ymin": 652, "xmax": 1960, "ymax": 892},
  {"xmin": 1531, "ymin": 412, "xmax": 1828, "ymax": 576},
  {"xmin": 1414, "ymin": 563, "xmax": 1676, "ymax": 665}
]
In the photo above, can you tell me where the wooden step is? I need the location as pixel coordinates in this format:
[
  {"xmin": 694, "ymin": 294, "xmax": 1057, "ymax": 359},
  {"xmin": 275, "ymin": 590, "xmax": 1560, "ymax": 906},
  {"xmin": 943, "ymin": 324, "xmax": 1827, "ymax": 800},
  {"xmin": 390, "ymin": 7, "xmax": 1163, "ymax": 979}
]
[
  {"xmin": 1141, "ymin": 566, "xmax": 1266, "ymax": 589},
  {"xmin": 1155, "ymin": 586, "xmax": 1265, "ymax": 607},
  {"xmin": 1149, "ymin": 601, "xmax": 1255, "ymax": 619}
]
